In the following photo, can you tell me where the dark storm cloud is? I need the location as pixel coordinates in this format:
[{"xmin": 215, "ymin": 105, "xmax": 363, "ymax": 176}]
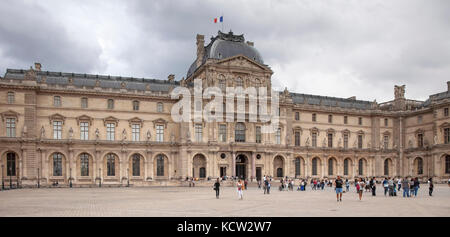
[
  {"xmin": 0, "ymin": 0, "xmax": 103, "ymax": 74},
  {"xmin": 0, "ymin": 0, "xmax": 449, "ymax": 102}
]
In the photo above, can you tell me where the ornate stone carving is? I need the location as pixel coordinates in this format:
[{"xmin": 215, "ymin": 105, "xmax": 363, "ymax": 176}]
[
  {"xmin": 394, "ymin": 85, "xmax": 405, "ymax": 99},
  {"xmin": 40, "ymin": 126, "xmax": 45, "ymax": 139},
  {"xmin": 68, "ymin": 127, "xmax": 73, "ymax": 140}
]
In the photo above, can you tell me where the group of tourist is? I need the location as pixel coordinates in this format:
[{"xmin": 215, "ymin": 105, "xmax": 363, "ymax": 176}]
[{"xmin": 213, "ymin": 175, "xmax": 440, "ymax": 201}]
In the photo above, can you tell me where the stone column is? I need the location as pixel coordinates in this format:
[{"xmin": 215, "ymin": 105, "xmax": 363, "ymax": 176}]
[
  {"xmin": 146, "ymin": 150, "xmax": 153, "ymax": 180},
  {"xmin": 232, "ymin": 151, "xmax": 236, "ymax": 177},
  {"xmin": 251, "ymin": 152, "xmax": 256, "ymax": 180},
  {"xmin": 305, "ymin": 155, "xmax": 309, "ymax": 178}
]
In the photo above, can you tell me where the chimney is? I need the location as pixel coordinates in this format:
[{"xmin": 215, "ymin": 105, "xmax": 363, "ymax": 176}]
[
  {"xmin": 246, "ymin": 41, "xmax": 254, "ymax": 47},
  {"xmin": 34, "ymin": 62, "xmax": 41, "ymax": 71},
  {"xmin": 196, "ymin": 34, "xmax": 205, "ymax": 68},
  {"xmin": 447, "ymin": 81, "xmax": 450, "ymax": 91},
  {"xmin": 168, "ymin": 74, "xmax": 175, "ymax": 83}
]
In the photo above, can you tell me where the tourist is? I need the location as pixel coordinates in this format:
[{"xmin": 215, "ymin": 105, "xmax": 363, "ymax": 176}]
[
  {"xmin": 371, "ymin": 177, "xmax": 376, "ymax": 196},
  {"xmin": 244, "ymin": 179, "xmax": 248, "ymax": 190},
  {"xmin": 365, "ymin": 179, "xmax": 371, "ymax": 192},
  {"xmin": 291, "ymin": 179, "xmax": 295, "ymax": 191},
  {"xmin": 237, "ymin": 179, "xmax": 244, "ymax": 200},
  {"xmin": 413, "ymin": 177, "xmax": 420, "ymax": 197},
  {"xmin": 345, "ymin": 179, "xmax": 350, "ymax": 192},
  {"xmin": 388, "ymin": 177, "xmax": 394, "ymax": 196},
  {"xmin": 357, "ymin": 178, "xmax": 365, "ymax": 201},
  {"xmin": 335, "ymin": 176, "xmax": 344, "ymax": 202},
  {"xmin": 267, "ymin": 180, "xmax": 271, "ymax": 194},
  {"xmin": 428, "ymin": 178, "xmax": 434, "ymax": 196},
  {"xmin": 383, "ymin": 178, "xmax": 389, "ymax": 196},
  {"xmin": 397, "ymin": 177, "xmax": 402, "ymax": 191},
  {"xmin": 321, "ymin": 180, "xmax": 325, "ymax": 190},
  {"xmin": 402, "ymin": 177, "xmax": 410, "ymax": 198},
  {"xmin": 410, "ymin": 178, "xmax": 415, "ymax": 197},
  {"xmin": 214, "ymin": 178, "xmax": 220, "ymax": 199}
]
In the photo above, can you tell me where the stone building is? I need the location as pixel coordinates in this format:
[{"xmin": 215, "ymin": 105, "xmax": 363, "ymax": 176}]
[{"xmin": 0, "ymin": 30, "xmax": 449, "ymax": 187}]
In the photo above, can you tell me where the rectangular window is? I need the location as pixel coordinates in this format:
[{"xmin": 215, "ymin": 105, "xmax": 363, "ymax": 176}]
[
  {"xmin": 80, "ymin": 122, "xmax": 89, "ymax": 140},
  {"xmin": 156, "ymin": 125, "xmax": 164, "ymax": 142},
  {"xmin": 328, "ymin": 133, "xmax": 333, "ymax": 148},
  {"xmin": 384, "ymin": 135, "xmax": 389, "ymax": 149},
  {"xmin": 54, "ymin": 96, "xmax": 61, "ymax": 107},
  {"xmin": 295, "ymin": 112, "xmax": 299, "ymax": 121},
  {"xmin": 53, "ymin": 121, "xmax": 62, "ymax": 139},
  {"xmin": 106, "ymin": 123, "xmax": 115, "ymax": 141},
  {"xmin": 195, "ymin": 124, "xmax": 202, "ymax": 142},
  {"xmin": 445, "ymin": 108, "xmax": 449, "ymax": 117},
  {"xmin": 417, "ymin": 133, "xmax": 423, "ymax": 147},
  {"xmin": 358, "ymin": 117, "xmax": 362, "ymax": 125},
  {"xmin": 157, "ymin": 103, "xmax": 163, "ymax": 112},
  {"xmin": 445, "ymin": 128, "xmax": 450, "ymax": 144},
  {"xmin": 328, "ymin": 115, "xmax": 332, "ymax": 123},
  {"xmin": 417, "ymin": 115, "xmax": 423, "ymax": 124},
  {"xmin": 358, "ymin": 135, "xmax": 363, "ymax": 149},
  {"xmin": 295, "ymin": 131, "xmax": 300, "ymax": 146},
  {"xmin": 384, "ymin": 118, "xmax": 388, "ymax": 127},
  {"xmin": 133, "ymin": 101, "xmax": 139, "ymax": 111},
  {"xmin": 219, "ymin": 124, "xmax": 227, "ymax": 142},
  {"xmin": 7, "ymin": 92, "xmax": 14, "ymax": 104},
  {"xmin": 6, "ymin": 118, "xmax": 16, "ymax": 137},
  {"xmin": 344, "ymin": 133, "xmax": 349, "ymax": 149},
  {"xmin": 255, "ymin": 126, "xmax": 261, "ymax": 143},
  {"xmin": 344, "ymin": 116, "xmax": 348, "ymax": 124},
  {"xmin": 107, "ymin": 99, "xmax": 114, "ymax": 109},
  {"xmin": 312, "ymin": 132, "xmax": 317, "ymax": 147},
  {"xmin": 132, "ymin": 124, "xmax": 140, "ymax": 141},
  {"xmin": 276, "ymin": 128, "xmax": 281, "ymax": 144},
  {"xmin": 312, "ymin": 113, "xmax": 316, "ymax": 122},
  {"xmin": 81, "ymin": 98, "xmax": 88, "ymax": 108}
]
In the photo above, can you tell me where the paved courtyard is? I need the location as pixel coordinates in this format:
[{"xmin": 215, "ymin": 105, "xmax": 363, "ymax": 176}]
[{"xmin": 0, "ymin": 184, "xmax": 449, "ymax": 217}]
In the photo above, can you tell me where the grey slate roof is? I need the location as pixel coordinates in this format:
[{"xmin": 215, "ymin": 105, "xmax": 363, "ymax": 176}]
[
  {"xmin": 187, "ymin": 31, "xmax": 265, "ymax": 78},
  {"xmin": 3, "ymin": 69, "xmax": 178, "ymax": 92},
  {"xmin": 290, "ymin": 92, "xmax": 373, "ymax": 110}
]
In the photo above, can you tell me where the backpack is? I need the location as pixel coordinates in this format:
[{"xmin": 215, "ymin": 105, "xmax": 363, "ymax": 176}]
[{"xmin": 356, "ymin": 183, "xmax": 360, "ymax": 191}]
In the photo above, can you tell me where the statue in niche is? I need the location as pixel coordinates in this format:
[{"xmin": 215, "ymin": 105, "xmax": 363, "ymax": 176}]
[
  {"xmin": 68, "ymin": 127, "xmax": 73, "ymax": 140},
  {"xmin": 147, "ymin": 130, "xmax": 151, "ymax": 141},
  {"xmin": 95, "ymin": 128, "xmax": 100, "ymax": 140},
  {"xmin": 171, "ymin": 133, "xmax": 175, "ymax": 143},
  {"xmin": 338, "ymin": 138, "xmax": 342, "ymax": 148},
  {"xmin": 122, "ymin": 129, "xmax": 127, "ymax": 141},
  {"xmin": 22, "ymin": 125, "xmax": 27, "ymax": 137},
  {"xmin": 40, "ymin": 126, "xmax": 45, "ymax": 139},
  {"xmin": 434, "ymin": 135, "xmax": 437, "ymax": 145},
  {"xmin": 408, "ymin": 139, "xmax": 413, "ymax": 148},
  {"xmin": 305, "ymin": 137, "xmax": 310, "ymax": 147},
  {"xmin": 322, "ymin": 138, "xmax": 327, "ymax": 147},
  {"xmin": 353, "ymin": 140, "xmax": 357, "ymax": 149}
]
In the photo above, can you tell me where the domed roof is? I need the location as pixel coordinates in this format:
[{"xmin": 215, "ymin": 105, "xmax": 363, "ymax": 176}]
[{"xmin": 187, "ymin": 31, "xmax": 264, "ymax": 78}]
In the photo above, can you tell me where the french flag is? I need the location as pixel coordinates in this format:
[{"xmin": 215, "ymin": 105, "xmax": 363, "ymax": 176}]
[{"xmin": 214, "ymin": 16, "xmax": 223, "ymax": 23}]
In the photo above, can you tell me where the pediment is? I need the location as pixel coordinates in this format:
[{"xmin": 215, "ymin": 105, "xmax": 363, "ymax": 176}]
[
  {"xmin": 103, "ymin": 116, "xmax": 119, "ymax": 126},
  {"xmin": 215, "ymin": 55, "xmax": 271, "ymax": 72},
  {"xmin": 0, "ymin": 110, "xmax": 20, "ymax": 121},
  {"xmin": 49, "ymin": 113, "xmax": 66, "ymax": 124},
  {"xmin": 152, "ymin": 118, "xmax": 168, "ymax": 128},
  {"xmin": 129, "ymin": 117, "xmax": 143, "ymax": 127},
  {"xmin": 76, "ymin": 115, "xmax": 94, "ymax": 125}
]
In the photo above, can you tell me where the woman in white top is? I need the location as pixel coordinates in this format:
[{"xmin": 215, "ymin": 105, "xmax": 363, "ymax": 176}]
[
  {"xmin": 357, "ymin": 178, "xmax": 365, "ymax": 200},
  {"xmin": 237, "ymin": 179, "xmax": 244, "ymax": 200}
]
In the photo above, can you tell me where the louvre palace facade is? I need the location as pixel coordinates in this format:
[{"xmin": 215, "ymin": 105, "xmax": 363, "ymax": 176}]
[{"xmin": 1, "ymin": 30, "xmax": 449, "ymax": 187}]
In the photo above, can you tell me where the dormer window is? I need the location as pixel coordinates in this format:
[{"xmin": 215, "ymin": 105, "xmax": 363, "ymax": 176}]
[
  {"xmin": 107, "ymin": 99, "xmax": 114, "ymax": 109},
  {"xmin": 7, "ymin": 92, "xmax": 14, "ymax": 104}
]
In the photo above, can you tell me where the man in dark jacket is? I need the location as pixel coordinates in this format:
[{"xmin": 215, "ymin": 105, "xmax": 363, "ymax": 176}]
[{"xmin": 214, "ymin": 178, "xmax": 220, "ymax": 199}]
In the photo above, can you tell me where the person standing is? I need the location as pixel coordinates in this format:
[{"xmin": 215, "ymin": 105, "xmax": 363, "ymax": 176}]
[
  {"xmin": 335, "ymin": 176, "xmax": 344, "ymax": 202},
  {"xmin": 357, "ymin": 178, "xmax": 365, "ymax": 201},
  {"xmin": 214, "ymin": 178, "xmax": 220, "ymax": 199},
  {"xmin": 428, "ymin": 178, "xmax": 434, "ymax": 196},
  {"xmin": 237, "ymin": 179, "xmax": 244, "ymax": 200},
  {"xmin": 371, "ymin": 177, "xmax": 377, "ymax": 196},
  {"xmin": 388, "ymin": 177, "xmax": 394, "ymax": 196},
  {"xmin": 402, "ymin": 177, "xmax": 410, "ymax": 198},
  {"xmin": 413, "ymin": 177, "xmax": 420, "ymax": 197},
  {"xmin": 244, "ymin": 179, "xmax": 248, "ymax": 190},
  {"xmin": 267, "ymin": 180, "xmax": 271, "ymax": 194},
  {"xmin": 397, "ymin": 177, "xmax": 402, "ymax": 191},
  {"xmin": 264, "ymin": 178, "xmax": 268, "ymax": 194},
  {"xmin": 345, "ymin": 179, "xmax": 350, "ymax": 192}
]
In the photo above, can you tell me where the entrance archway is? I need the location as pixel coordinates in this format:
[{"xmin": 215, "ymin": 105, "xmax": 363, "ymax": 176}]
[
  {"xmin": 193, "ymin": 154, "xmax": 207, "ymax": 179},
  {"xmin": 273, "ymin": 156, "xmax": 284, "ymax": 178},
  {"xmin": 235, "ymin": 154, "xmax": 248, "ymax": 180}
]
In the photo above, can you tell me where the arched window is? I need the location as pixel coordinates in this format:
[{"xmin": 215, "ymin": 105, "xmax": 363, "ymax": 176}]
[
  {"xmin": 312, "ymin": 158, "xmax": 318, "ymax": 176},
  {"xmin": 80, "ymin": 153, "xmax": 90, "ymax": 176},
  {"xmin": 328, "ymin": 159, "xmax": 334, "ymax": 175},
  {"xmin": 53, "ymin": 153, "xmax": 63, "ymax": 176},
  {"xmin": 384, "ymin": 159, "xmax": 390, "ymax": 176},
  {"xmin": 106, "ymin": 153, "xmax": 116, "ymax": 176},
  {"xmin": 6, "ymin": 153, "xmax": 16, "ymax": 176},
  {"xmin": 235, "ymin": 123, "xmax": 246, "ymax": 142},
  {"xmin": 157, "ymin": 155, "xmax": 165, "ymax": 176},
  {"xmin": 277, "ymin": 168, "xmax": 283, "ymax": 177},
  {"xmin": 344, "ymin": 159, "xmax": 349, "ymax": 176},
  {"xmin": 107, "ymin": 99, "xmax": 114, "ymax": 109},
  {"xmin": 199, "ymin": 167, "xmax": 206, "ymax": 178},
  {"xmin": 132, "ymin": 154, "xmax": 140, "ymax": 176},
  {"xmin": 358, "ymin": 159, "xmax": 364, "ymax": 176},
  {"xmin": 236, "ymin": 77, "xmax": 243, "ymax": 87},
  {"xmin": 446, "ymin": 155, "xmax": 450, "ymax": 174},
  {"xmin": 295, "ymin": 158, "xmax": 301, "ymax": 176},
  {"xmin": 416, "ymin": 158, "xmax": 423, "ymax": 175}
]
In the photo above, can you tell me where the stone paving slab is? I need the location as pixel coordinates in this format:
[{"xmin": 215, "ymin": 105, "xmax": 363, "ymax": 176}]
[{"xmin": 0, "ymin": 184, "xmax": 449, "ymax": 217}]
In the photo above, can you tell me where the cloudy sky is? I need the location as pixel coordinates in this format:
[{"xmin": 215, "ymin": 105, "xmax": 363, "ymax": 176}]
[{"xmin": 0, "ymin": 0, "xmax": 449, "ymax": 102}]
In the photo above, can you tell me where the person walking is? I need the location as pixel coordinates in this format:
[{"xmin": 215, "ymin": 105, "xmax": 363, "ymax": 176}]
[
  {"xmin": 388, "ymin": 177, "xmax": 394, "ymax": 196},
  {"xmin": 264, "ymin": 178, "xmax": 268, "ymax": 194},
  {"xmin": 345, "ymin": 179, "xmax": 350, "ymax": 192},
  {"xmin": 237, "ymin": 179, "xmax": 244, "ymax": 200},
  {"xmin": 335, "ymin": 176, "xmax": 344, "ymax": 202},
  {"xmin": 402, "ymin": 177, "xmax": 410, "ymax": 198},
  {"xmin": 397, "ymin": 177, "xmax": 402, "ymax": 191},
  {"xmin": 410, "ymin": 178, "xmax": 415, "ymax": 197},
  {"xmin": 357, "ymin": 178, "xmax": 365, "ymax": 201},
  {"xmin": 428, "ymin": 178, "xmax": 434, "ymax": 196},
  {"xmin": 214, "ymin": 178, "xmax": 220, "ymax": 199},
  {"xmin": 267, "ymin": 180, "xmax": 271, "ymax": 194},
  {"xmin": 371, "ymin": 177, "xmax": 376, "ymax": 196},
  {"xmin": 244, "ymin": 179, "xmax": 248, "ymax": 190}
]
